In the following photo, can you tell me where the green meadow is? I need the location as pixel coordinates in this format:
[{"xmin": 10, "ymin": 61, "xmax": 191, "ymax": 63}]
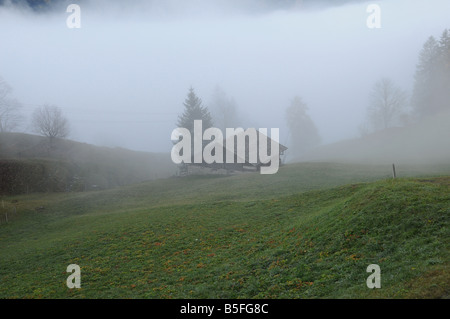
[{"xmin": 0, "ymin": 162, "xmax": 448, "ymax": 298}]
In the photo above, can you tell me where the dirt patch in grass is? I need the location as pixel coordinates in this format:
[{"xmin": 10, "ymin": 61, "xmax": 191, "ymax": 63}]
[
  {"xmin": 404, "ymin": 265, "xmax": 450, "ymax": 299},
  {"xmin": 417, "ymin": 176, "xmax": 450, "ymax": 187}
]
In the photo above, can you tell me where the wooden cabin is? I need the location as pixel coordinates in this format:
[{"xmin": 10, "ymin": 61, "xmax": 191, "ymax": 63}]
[{"xmin": 179, "ymin": 130, "xmax": 287, "ymax": 175}]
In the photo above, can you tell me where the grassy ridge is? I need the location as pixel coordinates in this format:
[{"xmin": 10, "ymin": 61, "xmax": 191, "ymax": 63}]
[
  {"xmin": 0, "ymin": 132, "xmax": 177, "ymax": 195},
  {"xmin": 0, "ymin": 163, "xmax": 449, "ymax": 298}
]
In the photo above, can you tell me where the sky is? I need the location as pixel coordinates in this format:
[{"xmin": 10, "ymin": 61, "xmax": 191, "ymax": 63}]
[{"xmin": 0, "ymin": 0, "xmax": 449, "ymax": 152}]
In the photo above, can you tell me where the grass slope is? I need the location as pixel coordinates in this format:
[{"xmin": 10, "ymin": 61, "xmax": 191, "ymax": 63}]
[
  {"xmin": 0, "ymin": 163, "xmax": 448, "ymax": 298},
  {"xmin": 0, "ymin": 132, "xmax": 177, "ymax": 194},
  {"xmin": 299, "ymin": 110, "xmax": 450, "ymax": 165}
]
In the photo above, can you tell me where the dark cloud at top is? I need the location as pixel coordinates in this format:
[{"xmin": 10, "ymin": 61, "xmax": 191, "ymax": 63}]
[{"xmin": 0, "ymin": 0, "xmax": 367, "ymax": 12}]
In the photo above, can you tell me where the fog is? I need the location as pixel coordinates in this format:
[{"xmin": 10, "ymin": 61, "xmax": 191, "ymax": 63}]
[{"xmin": 0, "ymin": 0, "xmax": 449, "ymax": 153}]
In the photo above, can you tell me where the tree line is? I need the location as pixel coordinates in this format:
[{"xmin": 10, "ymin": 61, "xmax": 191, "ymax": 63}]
[
  {"xmin": 361, "ymin": 28, "xmax": 450, "ymax": 135},
  {"xmin": 1, "ymin": 29, "xmax": 448, "ymax": 160},
  {"xmin": 175, "ymin": 28, "xmax": 450, "ymax": 161},
  {"xmin": 0, "ymin": 76, "xmax": 70, "ymax": 145}
]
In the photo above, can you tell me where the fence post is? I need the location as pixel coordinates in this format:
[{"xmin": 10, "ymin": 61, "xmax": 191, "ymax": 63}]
[{"xmin": 392, "ymin": 163, "xmax": 396, "ymax": 179}]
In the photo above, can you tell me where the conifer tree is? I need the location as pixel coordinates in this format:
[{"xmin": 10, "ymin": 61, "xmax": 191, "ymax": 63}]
[
  {"xmin": 177, "ymin": 87, "xmax": 213, "ymax": 133},
  {"xmin": 412, "ymin": 29, "xmax": 450, "ymax": 118}
]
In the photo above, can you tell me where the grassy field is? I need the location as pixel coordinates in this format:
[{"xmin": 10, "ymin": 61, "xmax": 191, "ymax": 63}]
[{"xmin": 0, "ymin": 162, "xmax": 449, "ymax": 298}]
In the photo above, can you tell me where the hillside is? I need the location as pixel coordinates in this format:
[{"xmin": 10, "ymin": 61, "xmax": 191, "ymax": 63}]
[
  {"xmin": 298, "ymin": 110, "xmax": 450, "ymax": 165},
  {"xmin": 0, "ymin": 162, "xmax": 448, "ymax": 298},
  {"xmin": 0, "ymin": 132, "xmax": 177, "ymax": 194}
]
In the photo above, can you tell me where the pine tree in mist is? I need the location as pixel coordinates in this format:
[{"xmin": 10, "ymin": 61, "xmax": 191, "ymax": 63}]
[
  {"xmin": 437, "ymin": 29, "xmax": 450, "ymax": 110},
  {"xmin": 285, "ymin": 96, "xmax": 321, "ymax": 159},
  {"xmin": 177, "ymin": 87, "xmax": 213, "ymax": 133},
  {"xmin": 412, "ymin": 29, "xmax": 450, "ymax": 118}
]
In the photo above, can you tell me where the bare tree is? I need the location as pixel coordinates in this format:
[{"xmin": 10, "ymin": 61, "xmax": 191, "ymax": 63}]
[
  {"xmin": 0, "ymin": 77, "xmax": 23, "ymax": 132},
  {"xmin": 366, "ymin": 78, "xmax": 408, "ymax": 131},
  {"xmin": 31, "ymin": 105, "xmax": 70, "ymax": 143}
]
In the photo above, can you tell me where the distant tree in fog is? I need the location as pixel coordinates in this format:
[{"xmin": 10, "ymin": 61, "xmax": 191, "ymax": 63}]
[
  {"xmin": 177, "ymin": 87, "xmax": 213, "ymax": 133},
  {"xmin": 0, "ymin": 77, "xmax": 23, "ymax": 132},
  {"xmin": 412, "ymin": 36, "xmax": 441, "ymax": 118},
  {"xmin": 366, "ymin": 78, "xmax": 408, "ymax": 131},
  {"xmin": 31, "ymin": 104, "xmax": 70, "ymax": 143},
  {"xmin": 285, "ymin": 96, "xmax": 321, "ymax": 159},
  {"xmin": 209, "ymin": 86, "xmax": 239, "ymax": 132},
  {"xmin": 412, "ymin": 29, "xmax": 450, "ymax": 118}
]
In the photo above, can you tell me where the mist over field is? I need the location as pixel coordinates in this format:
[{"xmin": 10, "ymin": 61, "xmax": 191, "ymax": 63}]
[
  {"xmin": 0, "ymin": 0, "xmax": 448, "ymax": 159},
  {"xmin": 1, "ymin": 1, "xmax": 450, "ymax": 304}
]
